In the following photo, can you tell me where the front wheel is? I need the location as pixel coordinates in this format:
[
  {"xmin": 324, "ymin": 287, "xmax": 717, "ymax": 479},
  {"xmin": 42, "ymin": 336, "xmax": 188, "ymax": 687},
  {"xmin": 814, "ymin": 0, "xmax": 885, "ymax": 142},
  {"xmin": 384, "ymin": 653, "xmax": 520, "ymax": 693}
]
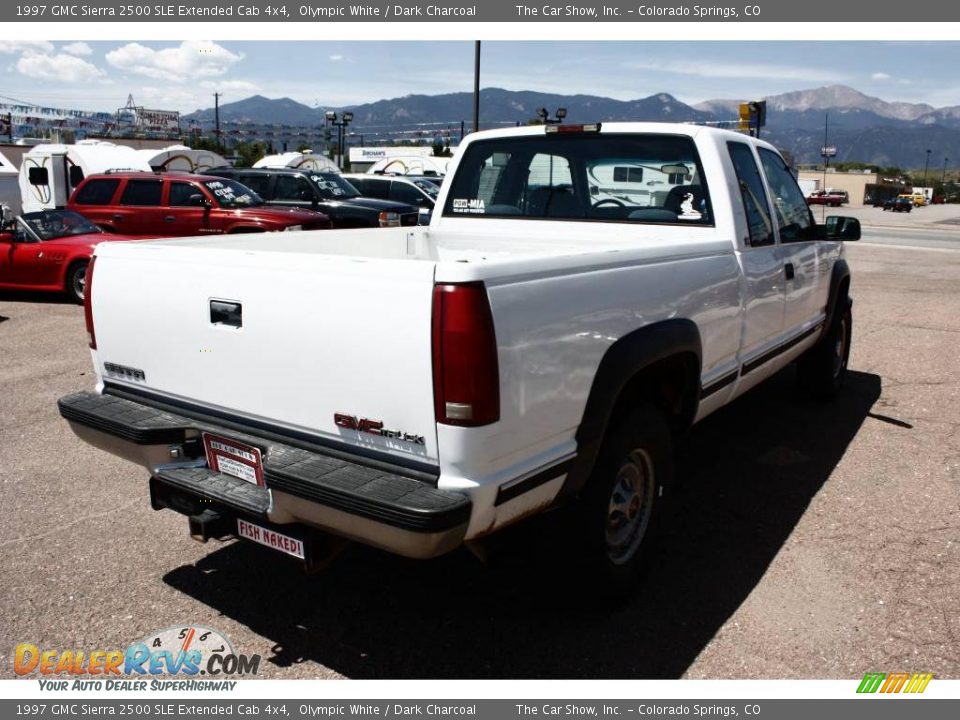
[
  {"xmin": 797, "ymin": 301, "xmax": 852, "ymax": 399},
  {"xmin": 573, "ymin": 405, "xmax": 673, "ymax": 596},
  {"xmin": 66, "ymin": 261, "xmax": 89, "ymax": 304}
]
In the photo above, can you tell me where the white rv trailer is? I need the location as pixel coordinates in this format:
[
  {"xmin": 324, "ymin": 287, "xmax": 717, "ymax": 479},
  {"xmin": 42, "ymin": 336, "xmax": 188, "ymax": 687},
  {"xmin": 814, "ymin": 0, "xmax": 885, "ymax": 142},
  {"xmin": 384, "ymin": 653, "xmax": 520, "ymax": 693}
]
[
  {"xmin": 0, "ymin": 150, "xmax": 21, "ymax": 216},
  {"xmin": 253, "ymin": 151, "xmax": 340, "ymax": 172},
  {"xmin": 138, "ymin": 145, "xmax": 228, "ymax": 173},
  {"xmin": 18, "ymin": 140, "xmax": 152, "ymax": 213}
]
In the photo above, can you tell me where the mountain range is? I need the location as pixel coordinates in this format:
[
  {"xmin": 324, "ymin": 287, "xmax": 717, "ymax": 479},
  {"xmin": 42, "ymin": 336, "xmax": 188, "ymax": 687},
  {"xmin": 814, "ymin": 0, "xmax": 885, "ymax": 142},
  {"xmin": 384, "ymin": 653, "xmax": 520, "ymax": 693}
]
[{"xmin": 184, "ymin": 85, "xmax": 960, "ymax": 169}]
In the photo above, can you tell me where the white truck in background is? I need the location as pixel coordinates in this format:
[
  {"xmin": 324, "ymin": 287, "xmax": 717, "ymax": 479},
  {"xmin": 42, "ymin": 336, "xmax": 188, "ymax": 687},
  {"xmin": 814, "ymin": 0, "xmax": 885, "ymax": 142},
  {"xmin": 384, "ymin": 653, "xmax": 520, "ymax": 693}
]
[{"xmin": 59, "ymin": 123, "xmax": 860, "ymax": 591}]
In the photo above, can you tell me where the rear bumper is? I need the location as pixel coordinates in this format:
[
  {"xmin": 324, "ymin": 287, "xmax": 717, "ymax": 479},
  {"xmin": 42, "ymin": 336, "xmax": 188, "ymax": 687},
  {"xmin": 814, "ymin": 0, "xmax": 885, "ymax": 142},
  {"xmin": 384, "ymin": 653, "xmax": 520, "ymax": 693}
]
[{"xmin": 58, "ymin": 391, "xmax": 470, "ymax": 559}]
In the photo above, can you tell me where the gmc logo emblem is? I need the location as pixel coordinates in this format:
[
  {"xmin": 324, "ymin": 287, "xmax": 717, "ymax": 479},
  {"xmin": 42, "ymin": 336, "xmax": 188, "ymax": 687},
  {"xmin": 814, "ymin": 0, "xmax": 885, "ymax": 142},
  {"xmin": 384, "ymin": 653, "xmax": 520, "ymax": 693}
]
[
  {"xmin": 334, "ymin": 413, "xmax": 383, "ymax": 433},
  {"xmin": 334, "ymin": 413, "xmax": 426, "ymax": 446}
]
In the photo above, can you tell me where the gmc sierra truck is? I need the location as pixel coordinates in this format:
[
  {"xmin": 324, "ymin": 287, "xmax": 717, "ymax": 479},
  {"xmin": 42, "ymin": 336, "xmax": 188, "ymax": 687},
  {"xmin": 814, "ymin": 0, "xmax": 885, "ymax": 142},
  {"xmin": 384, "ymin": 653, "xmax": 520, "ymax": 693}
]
[{"xmin": 58, "ymin": 123, "xmax": 860, "ymax": 589}]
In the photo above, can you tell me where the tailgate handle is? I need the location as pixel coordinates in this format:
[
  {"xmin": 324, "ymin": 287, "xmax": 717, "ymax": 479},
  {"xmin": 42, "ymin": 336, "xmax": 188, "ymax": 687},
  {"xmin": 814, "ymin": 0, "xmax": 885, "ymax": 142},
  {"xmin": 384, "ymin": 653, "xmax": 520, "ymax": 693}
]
[{"xmin": 210, "ymin": 300, "xmax": 242, "ymax": 328}]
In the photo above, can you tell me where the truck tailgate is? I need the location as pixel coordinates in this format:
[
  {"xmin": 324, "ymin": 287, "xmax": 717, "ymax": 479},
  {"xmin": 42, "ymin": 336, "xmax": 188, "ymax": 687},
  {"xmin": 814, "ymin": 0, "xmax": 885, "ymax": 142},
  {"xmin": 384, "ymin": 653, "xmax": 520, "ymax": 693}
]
[{"xmin": 89, "ymin": 238, "xmax": 440, "ymax": 466}]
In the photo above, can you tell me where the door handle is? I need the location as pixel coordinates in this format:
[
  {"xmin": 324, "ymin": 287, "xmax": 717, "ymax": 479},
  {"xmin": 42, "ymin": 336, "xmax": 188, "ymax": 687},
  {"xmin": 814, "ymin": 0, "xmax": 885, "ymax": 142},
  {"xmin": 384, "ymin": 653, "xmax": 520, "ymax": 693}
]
[
  {"xmin": 784, "ymin": 263, "xmax": 795, "ymax": 280},
  {"xmin": 163, "ymin": 216, "xmax": 176, "ymax": 223}
]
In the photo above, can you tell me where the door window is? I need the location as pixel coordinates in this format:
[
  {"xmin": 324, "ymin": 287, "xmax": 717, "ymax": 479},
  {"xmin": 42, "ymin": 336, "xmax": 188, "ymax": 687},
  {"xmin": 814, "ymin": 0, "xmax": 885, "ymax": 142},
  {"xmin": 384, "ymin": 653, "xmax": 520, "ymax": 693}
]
[
  {"xmin": 237, "ymin": 174, "xmax": 272, "ymax": 197},
  {"xmin": 391, "ymin": 181, "xmax": 424, "ymax": 205},
  {"xmin": 274, "ymin": 175, "xmax": 314, "ymax": 202},
  {"xmin": 757, "ymin": 148, "xmax": 816, "ymax": 242},
  {"xmin": 168, "ymin": 182, "xmax": 203, "ymax": 207},
  {"xmin": 727, "ymin": 142, "xmax": 774, "ymax": 247},
  {"xmin": 119, "ymin": 180, "xmax": 162, "ymax": 206}
]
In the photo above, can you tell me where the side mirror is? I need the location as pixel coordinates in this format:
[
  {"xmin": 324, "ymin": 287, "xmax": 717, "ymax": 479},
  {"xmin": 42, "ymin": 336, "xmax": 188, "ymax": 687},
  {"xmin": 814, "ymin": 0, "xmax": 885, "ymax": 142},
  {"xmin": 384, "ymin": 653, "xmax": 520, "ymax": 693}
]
[
  {"xmin": 188, "ymin": 194, "xmax": 211, "ymax": 208},
  {"xmin": 825, "ymin": 215, "xmax": 861, "ymax": 241}
]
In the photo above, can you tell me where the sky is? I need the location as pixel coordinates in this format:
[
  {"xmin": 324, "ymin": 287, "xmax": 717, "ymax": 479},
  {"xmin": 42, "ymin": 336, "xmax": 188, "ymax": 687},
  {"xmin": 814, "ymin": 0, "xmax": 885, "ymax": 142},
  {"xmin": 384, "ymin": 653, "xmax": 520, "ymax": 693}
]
[{"xmin": 2, "ymin": 40, "xmax": 960, "ymax": 115}]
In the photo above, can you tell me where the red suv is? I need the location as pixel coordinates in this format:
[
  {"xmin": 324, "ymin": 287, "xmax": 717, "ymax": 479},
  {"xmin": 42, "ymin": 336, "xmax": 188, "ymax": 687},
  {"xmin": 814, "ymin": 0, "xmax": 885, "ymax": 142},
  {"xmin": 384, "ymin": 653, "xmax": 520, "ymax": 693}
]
[{"xmin": 67, "ymin": 172, "xmax": 331, "ymax": 236}]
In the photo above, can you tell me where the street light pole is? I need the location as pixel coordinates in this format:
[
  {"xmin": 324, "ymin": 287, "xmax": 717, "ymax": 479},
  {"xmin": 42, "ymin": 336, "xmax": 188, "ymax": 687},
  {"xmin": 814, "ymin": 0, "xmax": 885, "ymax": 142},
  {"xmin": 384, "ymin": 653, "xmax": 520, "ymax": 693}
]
[
  {"xmin": 943, "ymin": 156, "xmax": 949, "ymax": 187},
  {"xmin": 473, "ymin": 41, "xmax": 481, "ymax": 134},
  {"xmin": 923, "ymin": 148, "xmax": 931, "ymax": 190}
]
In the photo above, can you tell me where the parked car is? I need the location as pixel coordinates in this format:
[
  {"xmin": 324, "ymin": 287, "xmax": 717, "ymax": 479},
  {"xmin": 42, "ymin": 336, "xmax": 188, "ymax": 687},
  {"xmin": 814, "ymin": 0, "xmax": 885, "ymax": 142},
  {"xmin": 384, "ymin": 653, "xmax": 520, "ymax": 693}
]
[
  {"xmin": 910, "ymin": 193, "xmax": 927, "ymax": 207},
  {"xmin": 344, "ymin": 173, "xmax": 439, "ymax": 224},
  {"xmin": 806, "ymin": 190, "xmax": 846, "ymax": 207},
  {"xmin": 0, "ymin": 208, "xmax": 136, "ymax": 302},
  {"xmin": 884, "ymin": 196, "xmax": 913, "ymax": 212},
  {"xmin": 67, "ymin": 172, "xmax": 331, "ymax": 236},
  {"xmin": 205, "ymin": 167, "xmax": 419, "ymax": 229},
  {"xmin": 59, "ymin": 123, "xmax": 860, "ymax": 594}
]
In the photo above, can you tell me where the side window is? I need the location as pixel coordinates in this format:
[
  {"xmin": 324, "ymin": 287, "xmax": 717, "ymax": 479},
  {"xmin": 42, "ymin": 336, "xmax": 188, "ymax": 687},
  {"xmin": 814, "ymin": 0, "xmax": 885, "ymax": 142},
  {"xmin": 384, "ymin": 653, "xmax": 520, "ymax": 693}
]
[
  {"xmin": 757, "ymin": 148, "xmax": 815, "ymax": 242},
  {"xmin": 360, "ymin": 179, "xmax": 390, "ymax": 200},
  {"xmin": 238, "ymin": 174, "xmax": 272, "ymax": 197},
  {"xmin": 73, "ymin": 179, "xmax": 119, "ymax": 205},
  {"xmin": 168, "ymin": 182, "xmax": 203, "ymax": 207},
  {"xmin": 274, "ymin": 175, "xmax": 313, "ymax": 201},
  {"xmin": 119, "ymin": 180, "xmax": 162, "ymax": 207},
  {"xmin": 391, "ymin": 182, "xmax": 424, "ymax": 205},
  {"xmin": 728, "ymin": 142, "xmax": 774, "ymax": 247}
]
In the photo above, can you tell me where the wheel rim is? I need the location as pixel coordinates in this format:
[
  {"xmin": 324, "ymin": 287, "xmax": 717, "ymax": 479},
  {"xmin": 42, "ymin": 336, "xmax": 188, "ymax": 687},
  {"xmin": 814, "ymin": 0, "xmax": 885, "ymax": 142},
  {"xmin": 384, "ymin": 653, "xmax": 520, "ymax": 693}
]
[
  {"xmin": 72, "ymin": 266, "xmax": 87, "ymax": 301},
  {"xmin": 832, "ymin": 315, "xmax": 848, "ymax": 379},
  {"xmin": 605, "ymin": 449, "xmax": 655, "ymax": 566}
]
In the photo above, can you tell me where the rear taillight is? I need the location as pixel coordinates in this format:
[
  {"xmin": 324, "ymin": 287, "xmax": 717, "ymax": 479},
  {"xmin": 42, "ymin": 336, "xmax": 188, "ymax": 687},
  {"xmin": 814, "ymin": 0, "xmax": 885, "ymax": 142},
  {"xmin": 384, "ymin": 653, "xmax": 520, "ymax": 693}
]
[
  {"xmin": 84, "ymin": 255, "xmax": 96, "ymax": 349},
  {"xmin": 431, "ymin": 282, "xmax": 499, "ymax": 427},
  {"xmin": 378, "ymin": 211, "xmax": 400, "ymax": 228}
]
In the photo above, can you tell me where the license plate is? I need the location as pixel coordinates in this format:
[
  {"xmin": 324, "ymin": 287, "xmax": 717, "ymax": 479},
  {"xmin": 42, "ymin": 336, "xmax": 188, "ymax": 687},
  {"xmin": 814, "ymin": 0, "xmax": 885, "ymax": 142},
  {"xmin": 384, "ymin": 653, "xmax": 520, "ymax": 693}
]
[
  {"xmin": 202, "ymin": 432, "xmax": 264, "ymax": 487},
  {"xmin": 236, "ymin": 518, "xmax": 304, "ymax": 559}
]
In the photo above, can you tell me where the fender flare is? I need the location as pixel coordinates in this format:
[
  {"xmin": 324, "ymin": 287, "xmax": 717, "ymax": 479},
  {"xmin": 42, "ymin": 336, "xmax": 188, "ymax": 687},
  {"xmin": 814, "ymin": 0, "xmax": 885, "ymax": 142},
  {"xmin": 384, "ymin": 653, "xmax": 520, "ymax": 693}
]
[
  {"xmin": 822, "ymin": 258, "xmax": 852, "ymax": 337},
  {"xmin": 560, "ymin": 318, "xmax": 702, "ymax": 498}
]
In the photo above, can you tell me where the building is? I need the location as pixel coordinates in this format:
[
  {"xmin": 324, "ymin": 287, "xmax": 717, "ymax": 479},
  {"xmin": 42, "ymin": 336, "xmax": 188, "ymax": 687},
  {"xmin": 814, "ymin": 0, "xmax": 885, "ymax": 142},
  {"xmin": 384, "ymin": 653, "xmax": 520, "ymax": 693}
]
[{"xmin": 796, "ymin": 168, "xmax": 904, "ymax": 208}]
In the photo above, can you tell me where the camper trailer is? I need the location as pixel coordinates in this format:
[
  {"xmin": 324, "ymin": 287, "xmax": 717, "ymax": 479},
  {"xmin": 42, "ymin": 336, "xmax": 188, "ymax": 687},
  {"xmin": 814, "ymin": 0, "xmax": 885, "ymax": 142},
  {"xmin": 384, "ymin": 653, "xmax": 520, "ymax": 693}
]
[
  {"xmin": 253, "ymin": 151, "xmax": 340, "ymax": 173},
  {"xmin": 18, "ymin": 141, "xmax": 152, "ymax": 213},
  {"xmin": 365, "ymin": 155, "xmax": 450, "ymax": 177},
  {"xmin": 138, "ymin": 145, "xmax": 228, "ymax": 173},
  {"xmin": 0, "ymin": 150, "xmax": 21, "ymax": 216}
]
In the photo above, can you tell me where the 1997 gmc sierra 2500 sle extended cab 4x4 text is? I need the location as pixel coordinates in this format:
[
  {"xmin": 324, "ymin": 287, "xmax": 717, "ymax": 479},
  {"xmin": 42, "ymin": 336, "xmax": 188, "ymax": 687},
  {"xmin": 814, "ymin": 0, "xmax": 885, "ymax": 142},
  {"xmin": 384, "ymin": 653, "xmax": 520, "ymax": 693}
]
[{"xmin": 58, "ymin": 123, "xmax": 860, "ymax": 591}]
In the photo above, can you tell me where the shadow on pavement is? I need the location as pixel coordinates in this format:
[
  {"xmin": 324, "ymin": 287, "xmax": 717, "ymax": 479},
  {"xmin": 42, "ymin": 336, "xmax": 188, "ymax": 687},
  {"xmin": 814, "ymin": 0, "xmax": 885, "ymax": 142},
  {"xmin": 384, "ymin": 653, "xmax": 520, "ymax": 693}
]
[
  {"xmin": 0, "ymin": 290, "xmax": 75, "ymax": 305},
  {"xmin": 164, "ymin": 368, "xmax": 884, "ymax": 678}
]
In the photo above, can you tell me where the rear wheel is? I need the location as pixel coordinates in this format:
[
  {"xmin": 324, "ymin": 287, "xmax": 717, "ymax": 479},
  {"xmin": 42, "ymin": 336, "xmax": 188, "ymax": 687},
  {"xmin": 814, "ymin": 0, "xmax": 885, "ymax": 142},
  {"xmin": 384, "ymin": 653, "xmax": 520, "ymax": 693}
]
[
  {"xmin": 572, "ymin": 405, "xmax": 672, "ymax": 597},
  {"xmin": 66, "ymin": 261, "xmax": 88, "ymax": 304},
  {"xmin": 798, "ymin": 301, "xmax": 852, "ymax": 399}
]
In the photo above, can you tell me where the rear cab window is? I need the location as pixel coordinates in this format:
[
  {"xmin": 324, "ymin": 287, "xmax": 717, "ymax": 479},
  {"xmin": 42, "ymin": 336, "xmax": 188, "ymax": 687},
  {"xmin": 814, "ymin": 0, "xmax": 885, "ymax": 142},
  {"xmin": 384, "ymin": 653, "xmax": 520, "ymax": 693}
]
[
  {"xmin": 442, "ymin": 132, "xmax": 713, "ymax": 225},
  {"xmin": 73, "ymin": 179, "xmax": 120, "ymax": 206}
]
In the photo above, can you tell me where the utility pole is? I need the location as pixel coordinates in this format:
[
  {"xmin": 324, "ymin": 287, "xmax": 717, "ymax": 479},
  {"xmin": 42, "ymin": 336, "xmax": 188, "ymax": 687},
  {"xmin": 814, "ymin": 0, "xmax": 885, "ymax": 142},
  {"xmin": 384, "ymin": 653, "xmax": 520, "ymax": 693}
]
[
  {"xmin": 472, "ymin": 41, "xmax": 481, "ymax": 133},
  {"xmin": 922, "ymin": 148, "xmax": 931, "ymax": 191},
  {"xmin": 821, "ymin": 112, "xmax": 829, "ymax": 222},
  {"xmin": 214, "ymin": 92, "xmax": 222, "ymax": 152},
  {"xmin": 942, "ymin": 156, "xmax": 949, "ymax": 187}
]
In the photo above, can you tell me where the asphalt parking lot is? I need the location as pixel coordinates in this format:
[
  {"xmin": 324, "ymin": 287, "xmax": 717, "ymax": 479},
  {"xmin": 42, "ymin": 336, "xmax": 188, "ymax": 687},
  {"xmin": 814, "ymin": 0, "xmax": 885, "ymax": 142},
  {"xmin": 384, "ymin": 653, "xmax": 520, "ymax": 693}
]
[{"xmin": 1, "ymin": 238, "xmax": 958, "ymax": 680}]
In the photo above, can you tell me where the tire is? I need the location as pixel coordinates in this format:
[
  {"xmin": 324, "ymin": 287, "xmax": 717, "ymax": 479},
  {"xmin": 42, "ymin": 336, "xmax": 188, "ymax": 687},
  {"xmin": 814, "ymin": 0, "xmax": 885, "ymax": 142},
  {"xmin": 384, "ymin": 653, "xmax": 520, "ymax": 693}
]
[
  {"xmin": 571, "ymin": 404, "xmax": 673, "ymax": 598},
  {"xmin": 797, "ymin": 301, "xmax": 852, "ymax": 399},
  {"xmin": 65, "ymin": 261, "xmax": 89, "ymax": 304}
]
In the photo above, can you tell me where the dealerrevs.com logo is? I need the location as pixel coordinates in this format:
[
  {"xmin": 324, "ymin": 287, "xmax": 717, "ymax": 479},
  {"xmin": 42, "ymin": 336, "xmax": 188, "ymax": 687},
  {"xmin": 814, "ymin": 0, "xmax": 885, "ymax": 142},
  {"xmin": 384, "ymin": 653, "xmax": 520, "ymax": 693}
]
[
  {"xmin": 857, "ymin": 672, "xmax": 934, "ymax": 694},
  {"xmin": 15, "ymin": 626, "xmax": 260, "ymax": 691}
]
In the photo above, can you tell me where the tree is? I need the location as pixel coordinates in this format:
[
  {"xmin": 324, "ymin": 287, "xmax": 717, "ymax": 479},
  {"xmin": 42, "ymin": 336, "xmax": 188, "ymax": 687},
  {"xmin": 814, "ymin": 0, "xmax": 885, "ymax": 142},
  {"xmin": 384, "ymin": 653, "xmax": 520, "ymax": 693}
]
[
  {"xmin": 232, "ymin": 141, "xmax": 269, "ymax": 168},
  {"xmin": 296, "ymin": 143, "xmax": 312, "ymax": 153}
]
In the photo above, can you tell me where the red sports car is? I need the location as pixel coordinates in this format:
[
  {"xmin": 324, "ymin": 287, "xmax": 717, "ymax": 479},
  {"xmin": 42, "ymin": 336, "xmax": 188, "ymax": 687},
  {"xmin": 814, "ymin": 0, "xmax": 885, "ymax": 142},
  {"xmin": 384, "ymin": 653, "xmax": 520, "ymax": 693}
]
[{"xmin": 0, "ymin": 209, "xmax": 137, "ymax": 303}]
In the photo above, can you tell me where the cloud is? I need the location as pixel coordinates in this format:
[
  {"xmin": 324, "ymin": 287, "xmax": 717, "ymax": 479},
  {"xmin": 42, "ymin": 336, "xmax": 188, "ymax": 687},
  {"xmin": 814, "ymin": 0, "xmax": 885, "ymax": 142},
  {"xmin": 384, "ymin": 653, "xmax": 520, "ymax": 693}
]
[
  {"xmin": 16, "ymin": 52, "xmax": 105, "ymax": 84},
  {"xmin": 106, "ymin": 41, "xmax": 243, "ymax": 81},
  {"xmin": 329, "ymin": 54, "xmax": 344, "ymax": 62},
  {"xmin": 62, "ymin": 42, "xmax": 93, "ymax": 57},
  {"xmin": 871, "ymin": 72, "xmax": 892, "ymax": 81},
  {"xmin": 0, "ymin": 41, "xmax": 54, "ymax": 55},
  {"xmin": 625, "ymin": 59, "xmax": 847, "ymax": 84}
]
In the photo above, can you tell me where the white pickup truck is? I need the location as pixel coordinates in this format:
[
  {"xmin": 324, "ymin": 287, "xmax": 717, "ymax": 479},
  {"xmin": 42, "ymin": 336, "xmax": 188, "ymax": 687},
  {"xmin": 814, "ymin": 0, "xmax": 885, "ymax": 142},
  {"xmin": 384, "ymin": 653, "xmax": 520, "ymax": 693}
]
[{"xmin": 59, "ymin": 123, "xmax": 860, "ymax": 588}]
